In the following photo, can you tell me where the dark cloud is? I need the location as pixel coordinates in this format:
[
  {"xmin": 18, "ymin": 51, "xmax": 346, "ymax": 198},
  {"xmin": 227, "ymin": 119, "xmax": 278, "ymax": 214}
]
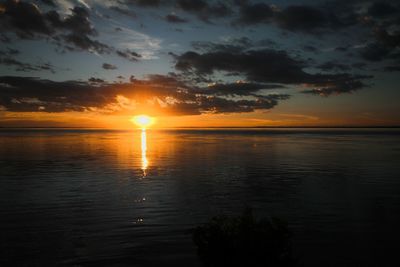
[
  {"xmin": 199, "ymin": 82, "xmax": 284, "ymax": 96},
  {"xmin": 276, "ymin": 5, "xmax": 333, "ymax": 32},
  {"xmin": 368, "ymin": 2, "xmax": 398, "ymax": 18},
  {"xmin": 165, "ymin": 14, "xmax": 188, "ymax": 23},
  {"xmin": 46, "ymin": 7, "xmax": 96, "ymax": 36},
  {"xmin": 352, "ymin": 62, "xmax": 367, "ymax": 70},
  {"xmin": 0, "ymin": 1, "xmax": 146, "ymax": 59},
  {"xmin": 0, "ymin": 0, "xmax": 53, "ymax": 38},
  {"xmin": 0, "ymin": 33, "xmax": 11, "ymax": 43},
  {"xmin": 46, "ymin": 6, "xmax": 113, "ymax": 53},
  {"xmin": 318, "ymin": 61, "xmax": 351, "ymax": 71},
  {"xmin": 0, "ymin": 47, "xmax": 20, "ymax": 56},
  {"xmin": 360, "ymin": 24, "xmax": 400, "ymax": 61},
  {"xmin": 175, "ymin": 49, "xmax": 304, "ymax": 83},
  {"xmin": 233, "ymin": 1, "xmax": 363, "ymax": 33},
  {"xmin": 102, "ymin": 63, "xmax": 118, "ymax": 70},
  {"xmin": 129, "ymin": 0, "xmax": 161, "ymax": 7},
  {"xmin": 0, "ymin": 76, "xmax": 100, "ymax": 112},
  {"xmin": 193, "ymin": 94, "xmax": 288, "ymax": 114},
  {"xmin": 39, "ymin": 0, "xmax": 56, "ymax": 7},
  {"xmin": 374, "ymin": 28, "xmax": 400, "ymax": 48},
  {"xmin": 335, "ymin": 46, "xmax": 350, "ymax": 52},
  {"xmin": 116, "ymin": 49, "xmax": 141, "ymax": 61},
  {"xmin": 6, "ymin": 47, "xmax": 19, "ymax": 55},
  {"xmin": 110, "ymin": 6, "xmax": 137, "ymax": 18},
  {"xmin": 234, "ymin": 2, "xmax": 274, "ymax": 25},
  {"xmin": 176, "ymin": 0, "xmax": 207, "ymax": 12},
  {"xmin": 192, "ymin": 37, "xmax": 252, "ymax": 53},
  {"xmin": 0, "ymin": 75, "xmax": 289, "ymax": 115},
  {"xmin": 301, "ymin": 79, "xmax": 368, "ymax": 96},
  {"xmin": 62, "ymin": 33, "xmax": 110, "ymax": 53},
  {"xmin": 303, "ymin": 45, "xmax": 320, "ymax": 53},
  {"xmin": 384, "ymin": 65, "xmax": 400, "ymax": 72},
  {"xmin": 0, "ymin": 55, "xmax": 55, "ymax": 73},
  {"xmin": 122, "ymin": 0, "xmax": 231, "ymax": 22},
  {"xmin": 175, "ymin": 0, "xmax": 231, "ymax": 22},
  {"xmin": 174, "ymin": 49, "xmax": 299, "ymax": 83},
  {"xmin": 88, "ymin": 77, "xmax": 105, "ymax": 83},
  {"xmin": 173, "ymin": 48, "xmax": 372, "ymax": 96},
  {"xmin": 360, "ymin": 43, "xmax": 390, "ymax": 61},
  {"xmin": 0, "ymin": 1, "xmax": 111, "ymax": 54}
]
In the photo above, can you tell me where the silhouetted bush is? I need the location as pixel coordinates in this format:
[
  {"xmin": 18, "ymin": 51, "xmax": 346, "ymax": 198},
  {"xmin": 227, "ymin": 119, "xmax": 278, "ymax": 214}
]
[{"xmin": 192, "ymin": 208, "xmax": 296, "ymax": 267}]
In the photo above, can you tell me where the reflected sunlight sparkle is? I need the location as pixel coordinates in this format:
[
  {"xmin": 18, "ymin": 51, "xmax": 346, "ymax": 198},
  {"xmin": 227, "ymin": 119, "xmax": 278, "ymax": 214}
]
[{"xmin": 141, "ymin": 129, "xmax": 148, "ymax": 175}]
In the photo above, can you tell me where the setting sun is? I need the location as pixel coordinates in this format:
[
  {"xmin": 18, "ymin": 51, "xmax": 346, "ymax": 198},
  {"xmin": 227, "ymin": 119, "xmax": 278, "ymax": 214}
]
[{"xmin": 131, "ymin": 115, "xmax": 155, "ymax": 129}]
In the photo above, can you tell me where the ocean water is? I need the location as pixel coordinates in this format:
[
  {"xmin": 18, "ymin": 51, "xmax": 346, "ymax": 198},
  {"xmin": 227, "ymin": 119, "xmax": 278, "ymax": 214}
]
[{"xmin": 1, "ymin": 128, "xmax": 400, "ymax": 266}]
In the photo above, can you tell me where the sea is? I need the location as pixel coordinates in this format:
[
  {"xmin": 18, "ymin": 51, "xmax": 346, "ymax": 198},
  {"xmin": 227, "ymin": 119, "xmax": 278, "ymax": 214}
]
[{"xmin": 1, "ymin": 128, "xmax": 400, "ymax": 266}]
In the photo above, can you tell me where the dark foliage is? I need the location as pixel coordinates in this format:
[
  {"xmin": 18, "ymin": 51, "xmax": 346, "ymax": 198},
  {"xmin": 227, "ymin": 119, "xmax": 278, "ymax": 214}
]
[{"xmin": 192, "ymin": 208, "xmax": 296, "ymax": 267}]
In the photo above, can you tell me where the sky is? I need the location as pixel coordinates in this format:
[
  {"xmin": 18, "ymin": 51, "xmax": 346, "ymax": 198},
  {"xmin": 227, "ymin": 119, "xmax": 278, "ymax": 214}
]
[{"xmin": 0, "ymin": 0, "xmax": 399, "ymax": 128}]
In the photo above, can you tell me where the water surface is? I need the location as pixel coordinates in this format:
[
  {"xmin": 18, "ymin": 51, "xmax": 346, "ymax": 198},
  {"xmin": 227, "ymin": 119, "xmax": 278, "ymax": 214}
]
[{"xmin": 1, "ymin": 128, "xmax": 400, "ymax": 266}]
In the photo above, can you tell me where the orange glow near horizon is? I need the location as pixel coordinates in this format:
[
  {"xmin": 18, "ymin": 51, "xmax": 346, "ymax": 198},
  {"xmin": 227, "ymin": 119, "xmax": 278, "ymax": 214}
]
[{"xmin": 2, "ymin": 109, "xmax": 399, "ymax": 129}]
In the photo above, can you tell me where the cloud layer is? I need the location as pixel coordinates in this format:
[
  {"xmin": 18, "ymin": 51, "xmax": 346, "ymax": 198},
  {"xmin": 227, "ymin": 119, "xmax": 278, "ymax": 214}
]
[
  {"xmin": 1, "ymin": 0, "xmax": 399, "ymax": 122},
  {"xmin": 0, "ymin": 75, "xmax": 289, "ymax": 115}
]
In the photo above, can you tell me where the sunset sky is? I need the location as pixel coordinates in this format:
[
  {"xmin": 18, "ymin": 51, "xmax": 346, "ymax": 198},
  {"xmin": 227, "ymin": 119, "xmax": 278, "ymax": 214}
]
[{"xmin": 1, "ymin": 0, "xmax": 400, "ymax": 128}]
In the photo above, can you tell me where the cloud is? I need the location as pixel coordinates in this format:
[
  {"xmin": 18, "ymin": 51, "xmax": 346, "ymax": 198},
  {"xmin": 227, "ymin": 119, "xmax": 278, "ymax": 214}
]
[
  {"xmin": 0, "ymin": 75, "xmax": 290, "ymax": 115},
  {"xmin": 172, "ymin": 47, "xmax": 372, "ymax": 96},
  {"xmin": 175, "ymin": 49, "xmax": 297, "ymax": 82},
  {"xmin": 62, "ymin": 33, "xmax": 110, "ymax": 53},
  {"xmin": 102, "ymin": 63, "xmax": 117, "ymax": 70},
  {"xmin": 0, "ymin": 0, "xmax": 54, "ymax": 38},
  {"xmin": 303, "ymin": 45, "xmax": 320, "ymax": 53},
  {"xmin": 0, "ymin": 33, "xmax": 11, "ymax": 43},
  {"xmin": 106, "ymin": 25, "xmax": 161, "ymax": 60},
  {"xmin": 46, "ymin": 6, "xmax": 96, "ymax": 36},
  {"xmin": 175, "ymin": 0, "xmax": 231, "ymax": 22},
  {"xmin": 191, "ymin": 37, "xmax": 252, "ymax": 53},
  {"xmin": 0, "ymin": 48, "xmax": 55, "ymax": 73},
  {"xmin": 88, "ymin": 77, "xmax": 105, "ymax": 83},
  {"xmin": 360, "ymin": 28, "xmax": 400, "ymax": 61},
  {"xmin": 368, "ymin": 2, "xmax": 398, "ymax": 17},
  {"xmin": 120, "ymin": 0, "xmax": 231, "ymax": 22},
  {"xmin": 110, "ymin": 6, "xmax": 137, "ymax": 18},
  {"xmin": 384, "ymin": 65, "xmax": 400, "ymax": 72},
  {"xmin": 0, "ymin": 47, "xmax": 20, "ymax": 56},
  {"xmin": 0, "ymin": 57, "xmax": 40, "ymax": 72},
  {"xmin": 0, "ymin": 1, "xmax": 147, "ymax": 60},
  {"xmin": 276, "ymin": 5, "xmax": 336, "ymax": 32},
  {"xmin": 234, "ymin": 2, "xmax": 275, "ymax": 25},
  {"xmin": 165, "ymin": 14, "xmax": 188, "ymax": 23},
  {"xmin": 192, "ymin": 94, "xmax": 288, "ymax": 114},
  {"xmin": 233, "ymin": 2, "xmax": 358, "ymax": 33},
  {"xmin": 360, "ymin": 43, "xmax": 390, "ymax": 61},
  {"xmin": 0, "ymin": 1, "xmax": 110, "ymax": 53},
  {"xmin": 116, "ymin": 49, "xmax": 141, "ymax": 61},
  {"xmin": 39, "ymin": 0, "xmax": 56, "ymax": 7},
  {"xmin": 301, "ymin": 79, "xmax": 368, "ymax": 96},
  {"xmin": 199, "ymin": 82, "xmax": 284, "ymax": 96},
  {"xmin": 129, "ymin": 0, "xmax": 161, "ymax": 7},
  {"xmin": 317, "ymin": 61, "xmax": 351, "ymax": 71}
]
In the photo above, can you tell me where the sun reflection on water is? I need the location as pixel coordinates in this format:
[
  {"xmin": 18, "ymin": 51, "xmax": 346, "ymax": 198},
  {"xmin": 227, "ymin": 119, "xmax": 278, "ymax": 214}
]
[{"xmin": 141, "ymin": 129, "xmax": 148, "ymax": 176}]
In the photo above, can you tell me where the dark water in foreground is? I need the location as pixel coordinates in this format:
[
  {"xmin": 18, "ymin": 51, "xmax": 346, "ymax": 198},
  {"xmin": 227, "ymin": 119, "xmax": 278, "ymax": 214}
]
[{"xmin": 1, "ymin": 128, "xmax": 400, "ymax": 266}]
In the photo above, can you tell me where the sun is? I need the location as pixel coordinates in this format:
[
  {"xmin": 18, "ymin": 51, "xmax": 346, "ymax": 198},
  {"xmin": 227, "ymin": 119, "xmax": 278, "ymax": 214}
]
[{"xmin": 131, "ymin": 115, "xmax": 155, "ymax": 129}]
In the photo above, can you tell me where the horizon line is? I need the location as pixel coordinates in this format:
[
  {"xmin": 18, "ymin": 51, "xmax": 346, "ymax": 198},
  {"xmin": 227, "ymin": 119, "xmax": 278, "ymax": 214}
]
[{"xmin": 1, "ymin": 126, "xmax": 400, "ymax": 129}]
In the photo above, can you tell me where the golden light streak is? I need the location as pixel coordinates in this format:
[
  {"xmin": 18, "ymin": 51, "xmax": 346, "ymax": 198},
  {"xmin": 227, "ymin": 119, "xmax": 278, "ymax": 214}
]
[{"xmin": 141, "ymin": 129, "xmax": 148, "ymax": 176}]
